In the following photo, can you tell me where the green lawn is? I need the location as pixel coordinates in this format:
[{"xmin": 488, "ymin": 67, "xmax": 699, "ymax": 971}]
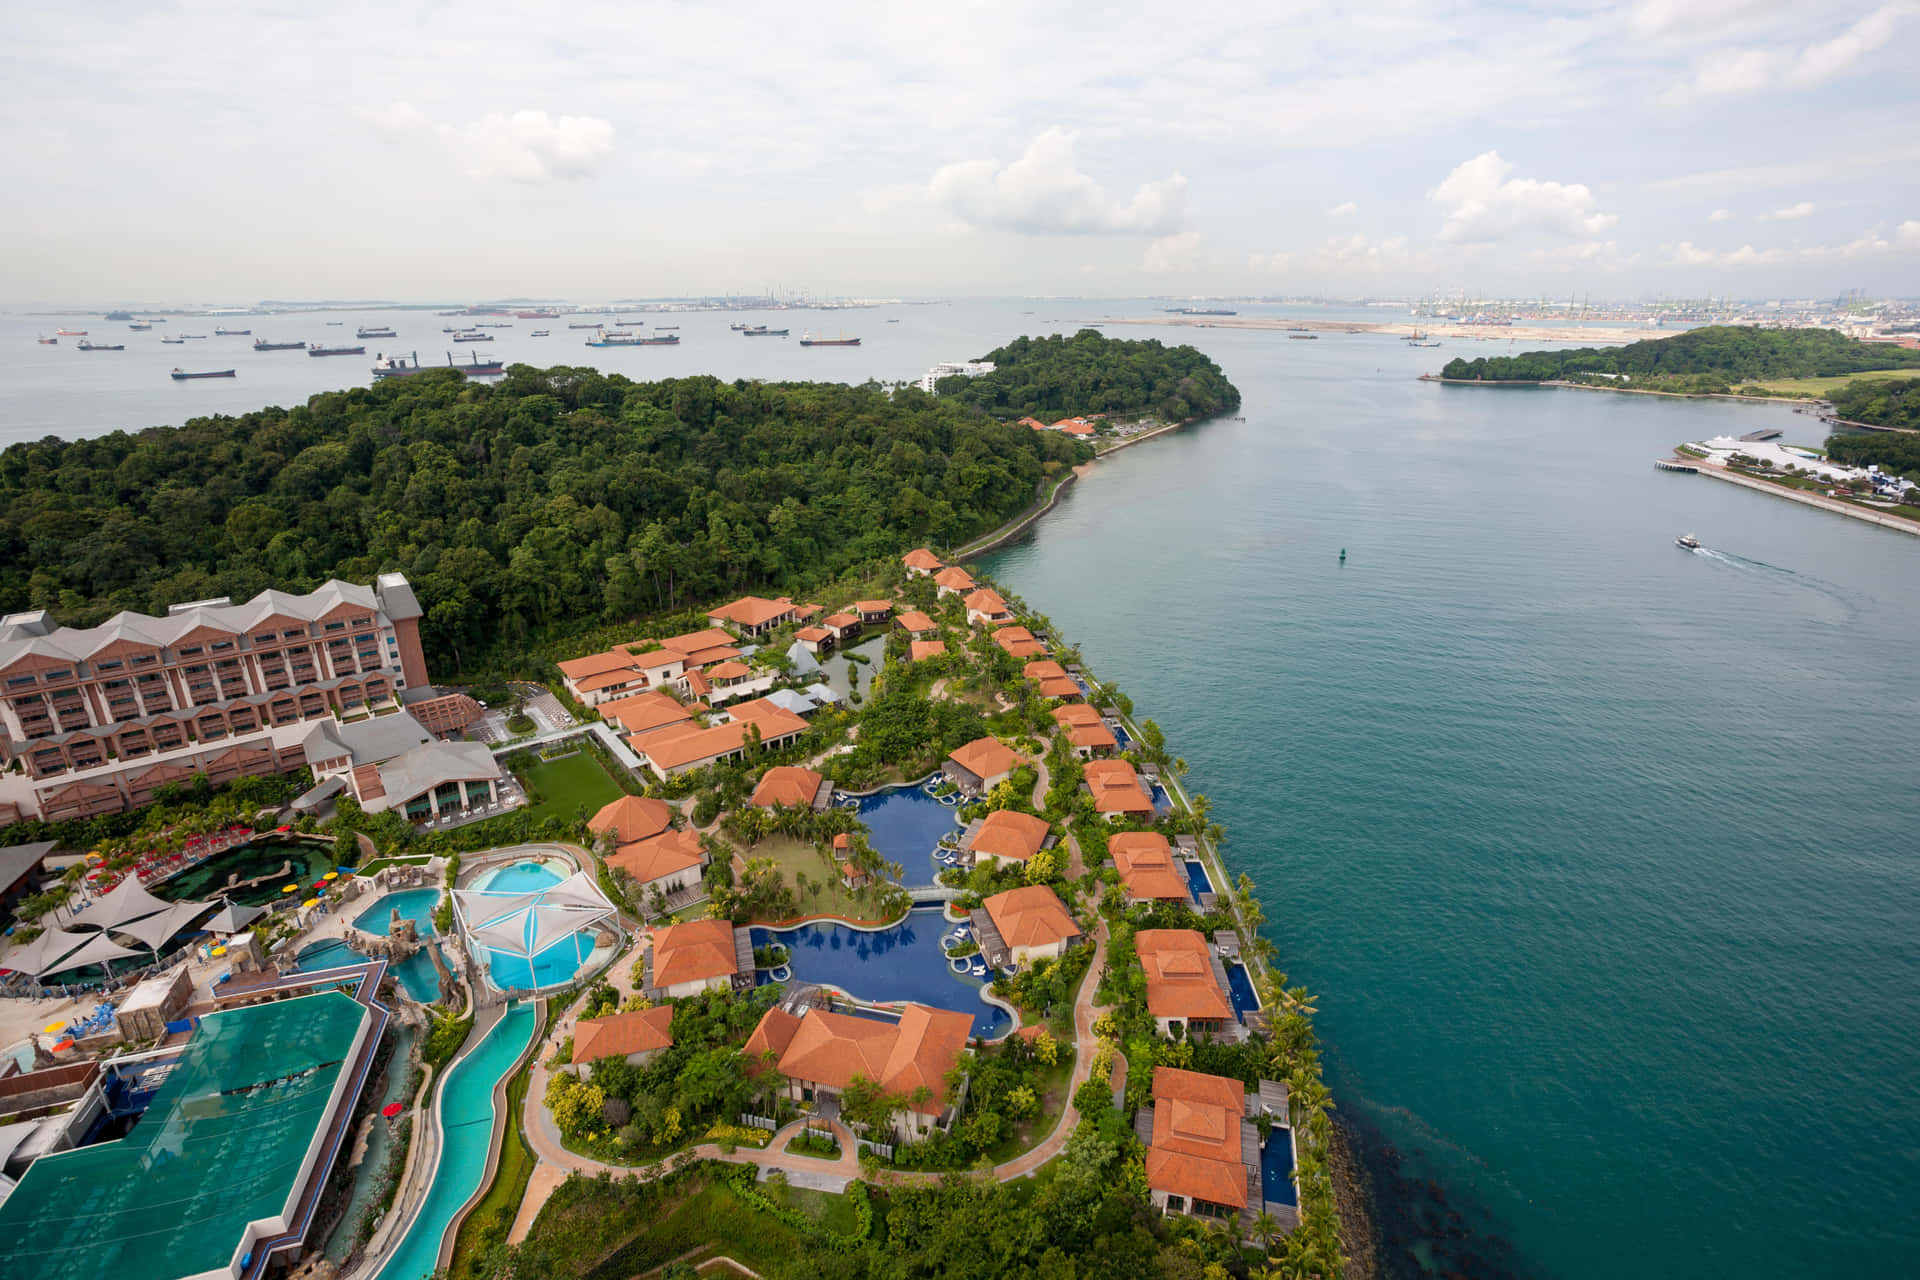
[
  {"xmin": 747, "ymin": 834, "xmax": 877, "ymax": 921},
  {"xmin": 520, "ymin": 751, "xmax": 625, "ymax": 824},
  {"xmin": 1743, "ymin": 368, "xmax": 1920, "ymax": 397},
  {"xmin": 525, "ymin": 1175, "xmax": 825, "ymax": 1280}
]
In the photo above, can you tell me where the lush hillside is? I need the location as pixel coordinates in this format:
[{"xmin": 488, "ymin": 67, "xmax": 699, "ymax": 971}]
[
  {"xmin": 940, "ymin": 329, "xmax": 1240, "ymax": 422},
  {"xmin": 0, "ymin": 366, "xmax": 1092, "ymax": 670},
  {"xmin": 1825, "ymin": 421, "xmax": 1920, "ymax": 481},
  {"xmin": 1829, "ymin": 377, "xmax": 1920, "ymax": 434},
  {"xmin": 1440, "ymin": 326, "xmax": 1920, "ymax": 393}
]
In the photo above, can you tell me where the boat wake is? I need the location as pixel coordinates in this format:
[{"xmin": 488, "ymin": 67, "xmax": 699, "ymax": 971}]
[{"xmin": 1690, "ymin": 547, "xmax": 1858, "ymax": 621}]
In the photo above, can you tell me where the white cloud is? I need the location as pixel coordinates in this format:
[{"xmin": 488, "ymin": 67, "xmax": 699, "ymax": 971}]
[
  {"xmin": 1899, "ymin": 220, "xmax": 1920, "ymax": 247},
  {"xmin": 1253, "ymin": 234, "xmax": 1423, "ymax": 275},
  {"xmin": 1142, "ymin": 231, "xmax": 1202, "ymax": 272},
  {"xmin": 1674, "ymin": 4, "xmax": 1915, "ymax": 100},
  {"xmin": 363, "ymin": 102, "xmax": 614, "ymax": 182},
  {"xmin": 928, "ymin": 129, "xmax": 1188, "ymax": 236},
  {"xmin": 1326, "ymin": 201, "xmax": 1358, "ymax": 217},
  {"xmin": 1789, "ymin": 3, "xmax": 1913, "ymax": 86},
  {"xmin": 1663, "ymin": 228, "xmax": 1910, "ymax": 266},
  {"xmin": 1709, "ymin": 208, "xmax": 1733, "ymax": 222},
  {"xmin": 1765, "ymin": 201, "xmax": 1816, "ymax": 220},
  {"xmin": 1430, "ymin": 151, "xmax": 1617, "ymax": 243}
]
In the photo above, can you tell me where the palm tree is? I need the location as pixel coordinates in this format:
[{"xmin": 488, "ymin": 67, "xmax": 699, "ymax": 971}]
[{"xmin": 1253, "ymin": 1208, "xmax": 1280, "ymax": 1254}]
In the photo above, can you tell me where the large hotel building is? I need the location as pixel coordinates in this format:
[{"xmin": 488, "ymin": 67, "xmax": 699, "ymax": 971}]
[{"xmin": 0, "ymin": 574, "xmax": 454, "ymax": 825}]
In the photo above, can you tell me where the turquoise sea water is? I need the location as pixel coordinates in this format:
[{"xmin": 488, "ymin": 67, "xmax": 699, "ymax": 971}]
[
  {"xmin": 376, "ymin": 1002, "xmax": 536, "ymax": 1280},
  {"xmin": 983, "ymin": 328, "xmax": 1920, "ymax": 1277}
]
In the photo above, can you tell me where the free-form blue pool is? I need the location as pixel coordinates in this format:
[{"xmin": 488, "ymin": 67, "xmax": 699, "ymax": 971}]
[
  {"xmin": 297, "ymin": 937, "xmax": 443, "ymax": 1003},
  {"xmin": 465, "ymin": 859, "xmax": 601, "ymax": 991},
  {"xmin": 354, "ymin": 889, "xmax": 442, "ymax": 937},
  {"xmin": 1182, "ymin": 857, "xmax": 1214, "ymax": 904},
  {"xmin": 376, "ymin": 1002, "xmax": 537, "ymax": 1280},
  {"xmin": 849, "ymin": 781, "xmax": 963, "ymax": 886},
  {"xmin": 754, "ymin": 907, "xmax": 1010, "ymax": 1038},
  {"xmin": 1224, "ymin": 960, "xmax": 1260, "ymax": 1023},
  {"xmin": 1261, "ymin": 1126, "xmax": 1298, "ymax": 1207}
]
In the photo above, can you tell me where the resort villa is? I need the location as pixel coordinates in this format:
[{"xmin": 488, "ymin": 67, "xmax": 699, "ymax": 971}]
[
  {"xmin": 1053, "ymin": 704, "xmax": 1118, "ymax": 758},
  {"xmin": 910, "ymin": 640, "xmax": 948, "ymax": 662},
  {"xmin": 933, "ymin": 567, "xmax": 976, "ymax": 597},
  {"xmin": 0, "ymin": 574, "xmax": 430, "ymax": 825},
  {"xmin": 819, "ymin": 612, "xmax": 862, "ymax": 645},
  {"xmin": 750, "ymin": 765, "xmax": 833, "ymax": 810},
  {"xmin": 1109, "ymin": 832, "xmax": 1191, "ymax": 905},
  {"xmin": 855, "ymin": 600, "xmax": 893, "ymax": 626},
  {"xmin": 588, "ymin": 794, "xmax": 675, "ymax": 845},
  {"xmin": 964, "ymin": 589, "xmax": 1014, "ymax": 627},
  {"xmin": 1139, "ymin": 1067, "xmax": 1259, "ymax": 1223},
  {"xmin": 895, "ymin": 610, "xmax": 937, "ymax": 637},
  {"xmin": 963, "ymin": 808, "xmax": 1055, "ymax": 870},
  {"xmin": 567, "ymin": 1004, "xmax": 676, "ymax": 1077},
  {"xmin": 944, "ymin": 737, "xmax": 1021, "ymax": 795},
  {"xmin": 1135, "ymin": 929, "xmax": 1236, "ymax": 1039},
  {"xmin": 973, "ymin": 884, "xmax": 1082, "ymax": 968},
  {"xmin": 1084, "ymin": 759, "xmax": 1156, "ymax": 820},
  {"xmin": 707, "ymin": 595, "xmax": 810, "ymax": 638},
  {"xmin": 607, "ymin": 827, "xmax": 709, "ymax": 904},
  {"xmin": 745, "ymin": 1001, "xmax": 971, "ymax": 1141},
  {"xmin": 623, "ymin": 697, "xmax": 810, "ymax": 780},
  {"xmin": 1024, "ymin": 660, "xmax": 1082, "ymax": 700},
  {"xmin": 902, "ymin": 548, "xmax": 944, "ymax": 577},
  {"xmin": 557, "ymin": 628, "xmax": 743, "ymax": 707},
  {"xmin": 993, "ymin": 626, "xmax": 1049, "ymax": 659},
  {"xmin": 643, "ymin": 917, "xmax": 753, "ymax": 999}
]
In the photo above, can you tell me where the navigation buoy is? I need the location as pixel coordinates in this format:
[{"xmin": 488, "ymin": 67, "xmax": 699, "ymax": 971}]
[{"xmin": 1339, "ymin": 547, "xmax": 1347, "ymax": 562}]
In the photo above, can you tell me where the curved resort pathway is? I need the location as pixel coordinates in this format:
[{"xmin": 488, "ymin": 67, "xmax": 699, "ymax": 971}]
[{"xmin": 508, "ymin": 912, "xmax": 1114, "ymax": 1241}]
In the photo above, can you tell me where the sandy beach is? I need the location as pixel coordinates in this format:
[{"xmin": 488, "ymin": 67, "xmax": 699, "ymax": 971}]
[{"xmin": 1105, "ymin": 316, "xmax": 1659, "ymax": 346}]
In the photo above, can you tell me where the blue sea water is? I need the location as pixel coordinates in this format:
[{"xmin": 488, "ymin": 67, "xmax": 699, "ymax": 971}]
[{"xmin": 983, "ymin": 325, "xmax": 1920, "ymax": 1278}]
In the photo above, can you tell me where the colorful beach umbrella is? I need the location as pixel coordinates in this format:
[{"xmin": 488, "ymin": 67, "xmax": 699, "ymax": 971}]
[
  {"xmin": 323, "ymin": 871, "xmax": 339, "ymax": 881},
  {"xmin": 282, "ymin": 884, "xmax": 297, "ymax": 893},
  {"xmin": 42, "ymin": 1021, "xmax": 66, "ymax": 1034},
  {"xmin": 211, "ymin": 946, "xmax": 227, "ymax": 957},
  {"xmin": 51, "ymin": 1039, "xmax": 74, "ymax": 1052},
  {"xmin": 302, "ymin": 897, "xmax": 320, "ymax": 908},
  {"xmin": 382, "ymin": 1102, "xmax": 404, "ymax": 1118}
]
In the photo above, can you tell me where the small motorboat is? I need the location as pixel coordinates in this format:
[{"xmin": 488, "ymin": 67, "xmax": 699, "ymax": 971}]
[{"xmin": 1676, "ymin": 533, "xmax": 1700, "ymax": 550}]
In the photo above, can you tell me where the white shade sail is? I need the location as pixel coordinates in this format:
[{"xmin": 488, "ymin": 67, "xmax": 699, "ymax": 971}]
[{"xmin": 452, "ymin": 871, "xmax": 615, "ymax": 959}]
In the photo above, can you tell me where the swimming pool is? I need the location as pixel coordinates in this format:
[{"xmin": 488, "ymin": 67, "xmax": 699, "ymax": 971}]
[
  {"xmin": 375, "ymin": 1002, "xmax": 537, "ymax": 1280},
  {"xmin": 754, "ymin": 907, "xmax": 1010, "ymax": 1038},
  {"xmin": 464, "ymin": 859, "xmax": 601, "ymax": 992},
  {"xmin": 1224, "ymin": 960, "xmax": 1260, "ymax": 1022},
  {"xmin": 1261, "ymin": 1125, "xmax": 1298, "ymax": 1207},
  {"xmin": 847, "ymin": 782, "xmax": 964, "ymax": 887},
  {"xmin": 298, "ymin": 937, "xmax": 443, "ymax": 1003},
  {"xmin": 354, "ymin": 889, "xmax": 442, "ymax": 937},
  {"xmin": 1150, "ymin": 783, "xmax": 1173, "ymax": 814},
  {"xmin": 1182, "ymin": 858, "xmax": 1214, "ymax": 904}
]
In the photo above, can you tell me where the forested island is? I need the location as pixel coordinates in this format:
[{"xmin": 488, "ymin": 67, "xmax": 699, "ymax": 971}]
[
  {"xmin": 1830, "ymin": 377, "xmax": 1920, "ymax": 433},
  {"xmin": 1826, "ymin": 424, "xmax": 1920, "ymax": 480},
  {"xmin": 0, "ymin": 356, "xmax": 1160, "ymax": 672},
  {"xmin": 939, "ymin": 329, "xmax": 1240, "ymax": 422},
  {"xmin": 1439, "ymin": 326, "xmax": 1920, "ymax": 397}
]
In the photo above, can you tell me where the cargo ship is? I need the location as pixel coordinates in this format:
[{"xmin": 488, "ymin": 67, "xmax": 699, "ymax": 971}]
[
  {"xmin": 128, "ymin": 321, "xmax": 153, "ymax": 331},
  {"xmin": 308, "ymin": 344, "xmax": 366, "ymax": 357},
  {"xmin": 568, "ymin": 321, "xmax": 608, "ymax": 328},
  {"xmin": 515, "ymin": 310, "xmax": 558, "ymax": 319},
  {"xmin": 742, "ymin": 326, "xmax": 788, "ymax": 337},
  {"xmin": 586, "ymin": 329, "xmax": 679, "ymax": 346},
  {"xmin": 36, "ymin": 336, "xmax": 57, "ymax": 344},
  {"xmin": 357, "ymin": 326, "xmax": 397, "ymax": 339},
  {"xmin": 171, "ymin": 368, "xmax": 236, "ymax": 380},
  {"xmin": 531, "ymin": 329, "xmax": 550, "ymax": 337},
  {"xmin": 253, "ymin": 339, "xmax": 305, "ymax": 351},
  {"xmin": 55, "ymin": 328, "xmax": 87, "ymax": 336},
  {"xmin": 450, "ymin": 330, "xmax": 493, "ymax": 342},
  {"xmin": 162, "ymin": 336, "xmax": 185, "ymax": 344},
  {"xmin": 77, "ymin": 340, "xmax": 125, "ymax": 351},
  {"xmin": 214, "ymin": 327, "xmax": 251, "ymax": 336},
  {"xmin": 799, "ymin": 333, "xmax": 860, "ymax": 346},
  {"xmin": 370, "ymin": 350, "xmax": 505, "ymax": 378}
]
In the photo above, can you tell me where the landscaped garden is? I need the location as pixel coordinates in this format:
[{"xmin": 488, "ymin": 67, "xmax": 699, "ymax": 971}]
[{"xmin": 516, "ymin": 750, "xmax": 627, "ymax": 824}]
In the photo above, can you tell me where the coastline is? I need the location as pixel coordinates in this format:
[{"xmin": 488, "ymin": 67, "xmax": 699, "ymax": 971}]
[
  {"xmin": 1678, "ymin": 456, "xmax": 1920, "ymax": 537},
  {"xmin": 1108, "ymin": 315, "xmax": 1654, "ymax": 345},
  {"xmin": 1421, "ymin": 374, "xmax": 1824, "ymax": 407}
]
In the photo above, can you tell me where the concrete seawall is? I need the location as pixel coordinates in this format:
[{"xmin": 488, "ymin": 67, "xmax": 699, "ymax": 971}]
[{"xmin": 1689, "ymin": 464, "xmax": 1920, "ymax": 537}]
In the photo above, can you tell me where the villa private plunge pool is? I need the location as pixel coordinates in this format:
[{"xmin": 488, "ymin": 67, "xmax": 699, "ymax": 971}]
[
  {"xmin": 841, "ymin": 778, "xmax": 965, "ymax": 887},
  {"xmin": 1224, "ymin": 960, "xmax": 1261, "ymax": 1022},
  {"xmin": 1182, "ymin": 857, "xmax": 1214, "ymax": 904},
  {"xmin": 754, "ymin": 907, "xmax": 1010, "ymax": 1039},
  {"xmin": 1262, "ymin": 1125, "xmax": 1299, "ymax": 1207}
]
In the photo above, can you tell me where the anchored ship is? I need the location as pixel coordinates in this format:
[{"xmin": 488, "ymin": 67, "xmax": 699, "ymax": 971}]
[
  {"xmin": 253, "ymin": 339, "xmax": 306, "ymax": 351},
  {"xmin": 799, "ymin": 332, "xmax": 860, "ymax": 346},
  {"xmin": 370, "ymin": 350, "xmax": 505, "ymax": 378},
  {"xmin": 308, "ymin": 344, "xmax": 366, "ymax": 357},
  {"xmin": 357, "ymin": 326, "xmax": 397, "ymax": 339},
  {"xmin": 171, "ymin": 368, "xmax": 236, "ymax": 380}
]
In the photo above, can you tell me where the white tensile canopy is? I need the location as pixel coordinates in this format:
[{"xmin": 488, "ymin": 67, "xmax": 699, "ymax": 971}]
[
  {"xmin": 113, "ymin": 900, "xmax": 215, "ymax": 953},
  {"xmin": 42, "ymin": 931, "xmax": 142, "ymax": 977},
  {"xmin": 89, "ymin": 876, "xmax": 180, "ymax": 932},
  {"xmin": 451, "ymin": 871, "xmax": 616, "ymax": 960},
  {"xmin": 3, "ymin": 927, "xmax": 94, "ymax": 979},
  {"xmin": 203, "ymin": 901, "xmax": 266, "ymax": 935}
]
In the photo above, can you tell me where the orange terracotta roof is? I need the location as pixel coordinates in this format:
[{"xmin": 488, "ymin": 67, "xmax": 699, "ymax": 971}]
[
  {"xmin": 1145, "ymin": 1067, "xmax": 1248, "ymax": 1209},
  {"xmin": 994, "ymin": 627, "xmax": 1049, "ymax": 658},
  {"xmin": 822, "ymin": 612, "xmax": 859, "ymax": 629},
  {"xmin": 649, "ymin": 917, "xmax": 738, "ymax": 987},
  {"xmin": 1084, "ymin": 759, "xmax": 1154, "ymax": 813},
  {"xmin": 683, "ymin": 669, "xmax": 713, "ymax": 697},
  {"xmin": 633, "ymin": 700, "xmax": 810, "ymax": 772},
  {"xmin": 967, "ymin": 808, "xmax": 1053, "ymax": 863},
  {"xmin": 1018, "ymin": 417, "xmax": 1049, "ymax": 430},
  {"xmin": 707, "ymin": 596, "xmax": 797, "ymax": 627},
  {"xmin": 855, "ymin": 599, "xmax": 891, "ymax": 614},
  {"xmin": 1053, "ymin": 702, "xmax": 1102, "ymax": 726},
  {"xmin": 575, "ymin": 668, "xmax": 643, "ymax": 693},
  {"xmin": 1037, "ymin": 677, "xmax": 1080, "ymax": 699},
  {"xmin": 572, "ymin": 1004, "xmax": 674, "ymax": 1064},
  {"xmin": 896, "ymin": 610, "xmax": 936, "ymax": 634},
  {"xmin": 661, "ymin": 628, "xmax": 738, "ymax": 655},
  {"xmin": 706, "ymin": 660, "xmax": 752, "ymax": 679},
  {"xmin": 1024, "ymin": 660, "xmax": 1067, "ymax": 680},
  {"xmin": 675, "ymin": 644, "xmax": 742, "ymax": 668},
  {"xmin": 983, "ymin": 884, "xmax": 1079, "ymax": 949},
  {"xmin": 964, "ymin": 588, "xmax": 1009, "ymax": 614},
  {"xmin": 792, "ymin": 603, "xmax": 824, "ymax": 621},
  {"xmin": 751, "ymin": 765, "xmax": 824, "ymax": 808},
  {"xmin": 910, "ymin": 640, "xmax": 948, "ymax": 662},
  {"xmin": 747, "ymin": 1003, "xmax": 970, "ymax": 1115},
  {"xmin": 903, "ymin": 548, "xmax": 945, "ymax": 571},
  {"xmin": 795, "ymin": 626, "xmax": 832, "ymax": 643},
  {"xmin": 608, "ymin": 826, "xmax": 706, "ymax": 885},
  {"xmin": 601, "ymin": 691, "xmax": 694, "ymax": 736},
  {"xmin": 557, "ymin": 648, "xmax": 639, "ymax": 680},
  {"xmin": 729, "ymin": 698, "xmax": 811, "ymax": 736},
  {"xmin": 934, "ymin": 567, "xmax": 976, "ymax": 591},
  {"xmin": 589, "ymin": 794, "xmax": 674, "ymax": 843},
  {"xmin": 1052, "ymin": 704, "xmax": 1117, "ymax": 750},
  {"xmin": 1109, "ymin": 831, "xmax": 1188, "ymax": 900},
  {"xmin": 1136, "ymin": 929, "xmax": 1233, "ymax": 1021},
  {"xmin": 948, "ymin": 736, "xmax": 1019, "ymax": 780}
]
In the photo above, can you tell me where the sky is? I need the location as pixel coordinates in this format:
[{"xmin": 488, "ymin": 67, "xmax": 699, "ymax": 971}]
[{"xmin": 3, "ymin": 0, "xmax": 1917, "ymax": 303}]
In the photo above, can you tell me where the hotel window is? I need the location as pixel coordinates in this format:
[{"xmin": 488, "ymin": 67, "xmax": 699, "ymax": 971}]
[
  {"xmin": 210, "ymin": 640, "xmax": 234, "ymax": 652},
  {"xmin": 283, "ymin": 628, "xmax": 306, "ymax": 639},
  {"xmin": 351, "ymin": 615, "xmax": 373, "ymax": 628},
  {"xmin": 95, "ymin": 659, "xmax": 123, "ymax": 673},
  {"xmin": 324, "ymin": 620, "xmax": 346, "ymax": 632},
  {"xmin": 178, "ymin": 645, "xmax": 202, "ymax": 658},
  {"xmin": 254, "ymin": 633, "xmax": 276, "ymax": 645},
  {"xmin": 216, "ymin": 657, "xmax": 240, "ymax": 670}
]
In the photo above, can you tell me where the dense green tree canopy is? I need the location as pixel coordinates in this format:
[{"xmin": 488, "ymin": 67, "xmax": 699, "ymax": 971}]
[
  {"xmin": 940, "ymin": 330, "xmax": 1240, "ymax": 422},
  {"xmin": 1829, "ymin": 378, "xmax": 1920, "ymax": 436},
  {"xmin": 1441, "ymin": 326, "xmax": 1920, "ymax": 388},
  {"xmin": 0, "ymin": 365, "xmax": 1097, "ymax": 670}
]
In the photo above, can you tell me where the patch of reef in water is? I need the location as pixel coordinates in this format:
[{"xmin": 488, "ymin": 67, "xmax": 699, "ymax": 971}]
[{"xmin": 1339, "ymin": 1108, "xmax": 1535, "ymax": 1280}]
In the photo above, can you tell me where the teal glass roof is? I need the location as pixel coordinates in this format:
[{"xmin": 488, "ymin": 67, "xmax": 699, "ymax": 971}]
[{"xmin": 0, "ymin": 989, "xmax": 371, "ymax": 1280}]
